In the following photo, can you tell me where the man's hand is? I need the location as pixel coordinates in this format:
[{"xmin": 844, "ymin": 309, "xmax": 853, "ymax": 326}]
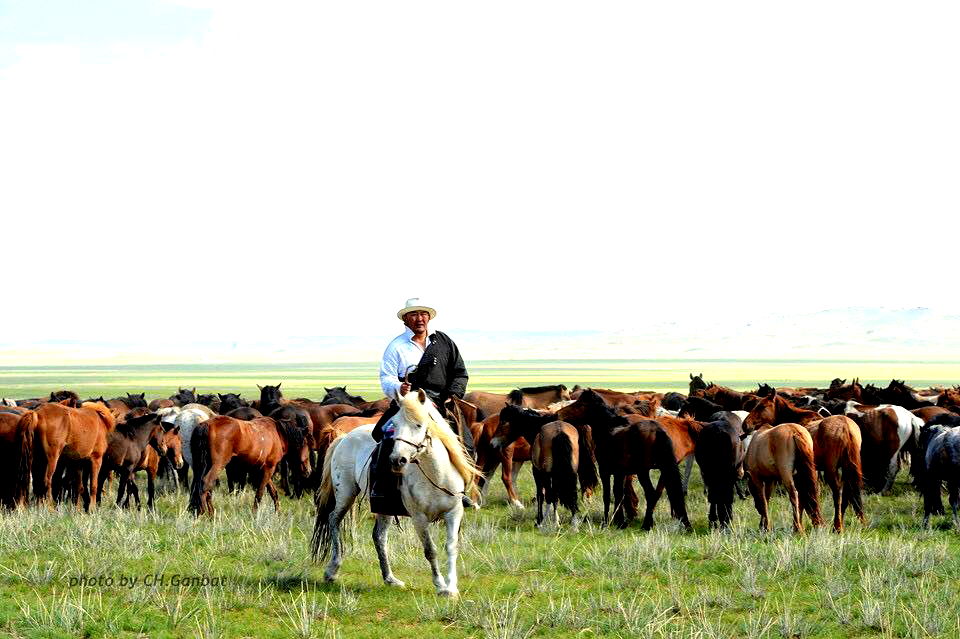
[{"xmin": 399, "ymin": 382, "xmax": 411, "ymax": 396}]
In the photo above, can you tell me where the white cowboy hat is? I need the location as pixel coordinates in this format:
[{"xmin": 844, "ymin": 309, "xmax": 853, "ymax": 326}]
[{"xmin": 397, "ymin": 298, "xmax": 437, "ymax": 320}]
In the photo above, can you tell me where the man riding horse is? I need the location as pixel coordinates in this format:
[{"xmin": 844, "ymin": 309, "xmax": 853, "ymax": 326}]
[{"xmin": 371, "ymin": 298, "xmax": 477, "ymax": 513}]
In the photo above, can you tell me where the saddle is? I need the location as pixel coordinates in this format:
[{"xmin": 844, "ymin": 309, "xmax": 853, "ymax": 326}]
[{"xmin": 369, "ymin": 438, "xmax": 409, "ymax": 518}]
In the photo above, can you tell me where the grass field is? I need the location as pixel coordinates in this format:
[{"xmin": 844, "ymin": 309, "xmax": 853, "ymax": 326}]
[{"xmin": 1, "ymin": 361, "xmax": 959, "ymax": 638}]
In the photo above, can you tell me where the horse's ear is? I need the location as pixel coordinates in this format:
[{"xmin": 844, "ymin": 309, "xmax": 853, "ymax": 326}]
[
  {"xmin": 417, "ymin": 388, "xmax": 427, "ymax": 404},
  {"xmin": 218, "ymin": 393, "xmax": 225, "ymax": 400},
  {"xmin": 277, "ymin": 382, "xmax": 281, "ymax": 389},
  {"xmin": 257, "ymin": 384, "xmax": 262, "ymax": 391},
  {"xmin": 172, "ymin": 425, "xmax": 180, "ymax": 435},
  {"xmin": 690, "ymin": 373, "xmax": 694, "ymax": 380}
]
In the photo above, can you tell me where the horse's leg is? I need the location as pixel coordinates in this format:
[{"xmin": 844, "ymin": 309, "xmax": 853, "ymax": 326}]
[
  {"xmin": 200, "ymin": 461, "xmax": 224, "ymax": 516},
  {"xmin": 881, "ymin": 453, "xmax": 900, "ymax": 495},
  {"xmin": 116, "ymin": 470, "xmax": 127, "ymax": 507},
  {"xmin": 601, "ymin": 472, "xmax": 611, "ymax": 527},
  {"xmin": 749, "ymin": 476, "xmax": 769, "ymax": 531},
  {"xmin": 780, "ymin": 472, "xmax": 803, "ymax": 534},
  {"xmin": 87, "ymin": 455, "xmax": 103, "ymax": 512},
  {"xmin": 95, "ymin": 464, "xmax": 109, "ymax": 507},
  {"xmin": 532, "ymin": 468, "xmax": 545, "ymax": 527},
  {"xmin": 266, "ymin": 476, "xmax": 280, "ymax": 512},
  {"xmin": 323, "ymin": 485, "xmax": 358, "ymax": 583},
  {"xmin": 252, "ymin": 468, "xmax": 270, "ymax": 511},
  {"xmin": 825, "ymin": 468, "xmax": 842, "ymax": 533},
  {"xmin": 42, "ymin": 449, "xmax": 62, "ymax": 508},
  {"xmin": 128, "ymin": 471, "xmax": 142, "ymax": 510},
  {"xmin": 372, "ymin": 514, "xmax": 404, "ymax": 587},
  {"xmin": 146, "ymin": 468, "xmax": 156, "ymax": 511},
  {"xmin": 682, "ymin": 455, "xmax": 695, "ymax": 495},
  {"xmin": 441, "ymin": 505, "xmax": 464, "ymax": 598},
  {"xmin": 611, "ymin": 472, "xmax": 626, "ymax": 528},
  {"xmin": 502, "ymin": 453, "xmax": 523, "ymax": 509},
  {"xmin": 411, "ymin": 512, "xmax": 447, "ymax": 593},
  {"xmin": 638, "ymin": 472, "xmax": 658, "ymax": 530},
  {"xmin": 949, "ymin": 481, "xmax": 960, "ymax": 529}
]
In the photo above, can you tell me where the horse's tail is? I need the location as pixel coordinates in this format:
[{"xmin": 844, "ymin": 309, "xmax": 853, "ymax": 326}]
[
  {"xmin": 14, "ymin": 411, "xmax": 38, "ymax": 507},
  {"xmin": 311, "ymin": 434, "xmax": 347, "ymax": 561},
  {"xmin": 572, "ymin": 423, "xmax": 599, "ymax": 497},
  {"xmin": 840, "ymin": 423, "xmax": 865, "ymax": 520},
  {"xmin": 792, "ymin": 429, "xmax": 823, "ymax": 526},
  {"xmin": 551, "ymin": 430, "xmax": 579, "ymax": 515},
  {"xmin": 188, "ymin": 423, "xmax": 210, "ymax": 515},
  {"xmin": 654, "ymin": 426, "xmax": 690, "ymax": 528}
]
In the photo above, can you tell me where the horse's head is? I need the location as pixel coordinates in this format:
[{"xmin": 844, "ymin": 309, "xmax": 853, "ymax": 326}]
[
  {"xmin": 164, "ymin": 425, "xmax": 184, "ymax": 469},
  {"xmin": 743, "ymin": 394, "xmax": 776, "ymax": 432},
  {"xmin": 490, "ymin": 404, "xmax": 530, "ymax": 449},
  {"xmin": 170, "ymin": 388, "xmax": 197, "ymax": 406},
  {"xmin": 320, "ymin": 386, "xmax": 362, "ymax": 406},
  {"xmin": 688, "ymin": 373, "xmax": 708, "ymax": 395},
  {"xmin": 556, "ymin": 389, "xmax": 607, "ymax": 425},
  {"xmin": 390, "ymin": 390, "xmax": 443, "ymax": 473},
  {"xmin": 126, "ymin": 392, "xmax": 147, "ymax": 408},
  {"xmin": 217, "ymin": 393, "xmax": 245, "ymax": 413},
  {"xmin": 258, "ymin": 383, "xmax": 283, "ymax": 410}
]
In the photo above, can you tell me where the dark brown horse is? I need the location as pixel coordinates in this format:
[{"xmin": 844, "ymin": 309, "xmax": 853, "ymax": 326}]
[
  {"xmin": 189, "ymin": 415, "xmax": 312, "ymax": 515},
  {"xmin": 15, "ymin": 401, "xmax": 116, "ymax": 510},
  {"xmin": 96, "ymin": 413, "xmax": 167, "ymax": 510},
  {"xmin": 557, "ymin": 391, "xmax": 690, "ymax": 530},
  {"xmin": 696, "ymin": 384, "xmax": 761, "ymax": 411}
]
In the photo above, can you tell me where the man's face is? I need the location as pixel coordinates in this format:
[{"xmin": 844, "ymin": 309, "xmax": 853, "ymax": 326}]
[{"xmin": 403, "ymin": 310, "xmax": 430, "ymax": 334}]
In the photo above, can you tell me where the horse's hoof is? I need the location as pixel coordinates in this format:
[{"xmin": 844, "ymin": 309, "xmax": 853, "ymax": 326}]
[
  {"xmin": 323, "ymin": 573, "xmax": 337, "ymax": 583},
  {"xmin": 510, "ymin": 499, "xmax": 524, "ymax": 509},
  {"xmin": 384, "ymin": 577, "xmax": 405, "ymax": 588},
  {"xmin": 438, "ymin": 588, "xmax": 459, "ymax": 598}
]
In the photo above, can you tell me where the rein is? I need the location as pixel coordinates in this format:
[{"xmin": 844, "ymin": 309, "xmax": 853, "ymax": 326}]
[{"xmin": 394, "ymin": 432, "xmax": 467, "ymax": 498}]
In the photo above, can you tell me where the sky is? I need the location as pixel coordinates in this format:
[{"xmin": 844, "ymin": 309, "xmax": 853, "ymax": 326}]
[{"xmin": 1, "ymin": 1, "xmax": 959, "ymax": 363}]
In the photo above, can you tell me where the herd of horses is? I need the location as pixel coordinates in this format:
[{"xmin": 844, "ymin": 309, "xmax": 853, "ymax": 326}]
[{"xmin": 3, "ymin": 375, "xmax": 960, "ymax": 538}]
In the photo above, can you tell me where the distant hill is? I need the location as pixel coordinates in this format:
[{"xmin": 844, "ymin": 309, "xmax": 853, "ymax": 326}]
[{"xmin": 1, "ymin": 307, "xmax": 957, "ymax": 365}]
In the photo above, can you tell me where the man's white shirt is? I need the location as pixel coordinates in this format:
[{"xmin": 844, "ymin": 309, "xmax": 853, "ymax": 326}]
[{"xmin": 379, "ymin": 327, "xmax": 435, "ymax": 400}]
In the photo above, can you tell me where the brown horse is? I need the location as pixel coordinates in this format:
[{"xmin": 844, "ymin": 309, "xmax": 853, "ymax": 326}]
[
  {"xmin": 463, "ymin": 391, "xmax": 511, "ymax": 419},
  {"xmin": 507, "ymin": 385, "xmax": 571, "ymax": 409},
  {"xmin": 744, "ymin": 423, "xmax": 823, "ymax": 533},
  {"xmin": 529, "ymin": 420, "xmax": 598, "ymax": 528},
  {"xmin": 130, "ymin": 426, "xmax": 184, "ymax": 509},
  {"xmin": 15, "ymin": 401, "xmax": 116, "ymax": 509},
  {"xmin": 190, "ymin": 415, "xmax": 312, "ymax": 515},
  {"xmin": 824, "ymin": 378, "xmax": 863, "ymax": 402},
  {"xmin": 472, "ymin": 413, "xmax": 531, "ymax": 508},
  {"xmin": 804, "ymin": 416, "xmax": 864, "ymax": 531},
  {"xmin": 746, "ymin": 393, "xmax": 863, "ymax": 531}
]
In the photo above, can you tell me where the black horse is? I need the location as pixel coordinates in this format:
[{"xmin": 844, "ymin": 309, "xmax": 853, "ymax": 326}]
[
  {"xmin": 695, "ymin": 416, "xmax": 746, "ymax": 529},
  {"xmin": 320, "ymin": 386, "xmax": 366, "ymax": 407},
  {"xmin": 170, "ymin": 388, "xmax": 198, "ymax": 407}
]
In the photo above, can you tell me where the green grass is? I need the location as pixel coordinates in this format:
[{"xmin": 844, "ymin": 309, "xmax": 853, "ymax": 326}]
[
  {"xmin": 1, "ymin": 469, "xmax": 958, "ymax": 638},
  {"xmin": 2, "ymin": 362, "xmax": 959, "ymax": 637}
]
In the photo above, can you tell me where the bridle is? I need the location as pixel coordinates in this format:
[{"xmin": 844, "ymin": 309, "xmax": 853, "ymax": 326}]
[{"xmin": 392, "ymin": 423, "xmax": 466, "ymax": 499}]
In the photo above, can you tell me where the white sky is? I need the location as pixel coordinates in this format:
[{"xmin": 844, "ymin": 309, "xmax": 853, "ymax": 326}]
[{"xmin": 2, "ymin": 1, "xmax": 959, "ymax": 361}]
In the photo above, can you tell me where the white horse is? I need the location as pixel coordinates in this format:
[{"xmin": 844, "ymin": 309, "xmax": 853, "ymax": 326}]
[{"xmin": 312, "ymin": 389, "xmax": 481, "ymax": 597}]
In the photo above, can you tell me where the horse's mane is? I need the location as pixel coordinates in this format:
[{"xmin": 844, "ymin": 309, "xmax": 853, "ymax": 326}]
[
  {"xmin": 81, "ymin": 401, "xmax": 117, "ymax": 431},
  {"xmin": 506, "ymin": 389, "xmax": 524, "ymax": 405},
  {"xmin": 274, "ymin": 413, "xmax": 311, "ymax": 451},
  {"xmin": 517, "ymin": 384, "xmax": 566, "ymax": 395},
  {"xmin": 398, "ymin": 393, "xmax": 481, "ymax": 489}
]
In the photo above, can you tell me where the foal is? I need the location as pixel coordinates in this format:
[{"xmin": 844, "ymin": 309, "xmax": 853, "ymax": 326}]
[{"xmin": 97, "ymin": 413, "xmax": 167, "ymax": 509}]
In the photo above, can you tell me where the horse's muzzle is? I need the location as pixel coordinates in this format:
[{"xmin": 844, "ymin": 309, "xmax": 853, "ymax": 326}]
[{"xmin": 390, "ymin": 455, "xmax": 408, "ymax": 473}]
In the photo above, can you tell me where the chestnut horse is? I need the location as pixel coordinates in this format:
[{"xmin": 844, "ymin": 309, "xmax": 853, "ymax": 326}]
[
  {"xmin": 744, "ymin": 424, "xmax": 823, "ymax": 533},
  {"xmin": 745, "ymin": 393, "xmax": 863, "ymax": 530},
  {"xmin": 15, "ymin": 401, "xmax": 116, "ymax": 509},
  {"xmin": 472, "ymin": 413, "xmax": 531, "ymax": 508},
  {"xmin": 189, "ymin": 415, "xmax": 312, "ymax": 514}
]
